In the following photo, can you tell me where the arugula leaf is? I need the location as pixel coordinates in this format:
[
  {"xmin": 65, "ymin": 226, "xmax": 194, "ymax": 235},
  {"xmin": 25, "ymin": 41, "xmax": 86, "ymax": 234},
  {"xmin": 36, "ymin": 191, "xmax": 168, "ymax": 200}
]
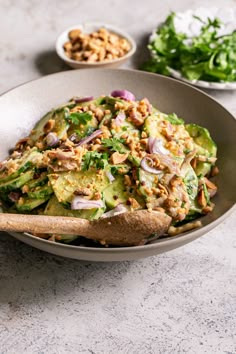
[
  {"xmin": 82, "ymin": 151, "xmax": 108, "ymax": 171},
  {"xmin": 102, "ymin": 138, "xmax": 127, "ymax": 153},
  {"xmin": 165, "ymin": 113, "xmax": 184, "ymax": 125},
  {"xmin": 66, "ymin": 112, "xmax": 92, "ymax": 125}
]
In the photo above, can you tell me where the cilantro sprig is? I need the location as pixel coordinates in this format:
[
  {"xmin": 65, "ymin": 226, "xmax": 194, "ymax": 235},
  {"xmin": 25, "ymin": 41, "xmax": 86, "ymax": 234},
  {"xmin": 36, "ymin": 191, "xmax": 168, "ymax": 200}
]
[
  {"xmin": 102, "ymin": 137, "xmax": 127, "ymax": 153},
  {"xmin": 66, "ymin": 112, "xmax": 92, "ymax": 125},
  {"xmin": 165, "ymin": 113, "xmax": 184, "ymax": 125},
  {"xmin": 82, "ymin": 151, "xmax": 108, "ymax": 171},
  {"xmin": 142, "ymin": 13, "xmax": 236, "ymax": 82}
]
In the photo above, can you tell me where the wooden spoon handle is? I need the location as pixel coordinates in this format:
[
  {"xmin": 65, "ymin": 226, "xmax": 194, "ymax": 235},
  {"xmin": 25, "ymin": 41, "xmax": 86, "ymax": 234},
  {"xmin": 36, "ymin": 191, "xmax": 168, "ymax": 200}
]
[{"xmin": 0, "ymin": 213, "xmax": 91, "ymax": 236}]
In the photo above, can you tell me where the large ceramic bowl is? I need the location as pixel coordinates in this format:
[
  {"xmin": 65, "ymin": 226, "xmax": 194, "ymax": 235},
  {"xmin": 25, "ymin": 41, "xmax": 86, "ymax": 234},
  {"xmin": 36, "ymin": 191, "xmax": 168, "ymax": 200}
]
[{"xmin": 0, "ymin": 69, "xmax": 235, "ymax": 261}]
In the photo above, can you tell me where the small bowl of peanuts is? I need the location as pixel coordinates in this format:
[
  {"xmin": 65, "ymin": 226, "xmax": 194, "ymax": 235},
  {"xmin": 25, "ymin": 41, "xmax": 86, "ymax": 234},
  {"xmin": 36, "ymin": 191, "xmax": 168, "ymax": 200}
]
[{"xmin": 56, "ymin": 23, "xmax": 136, "ymax": 69}]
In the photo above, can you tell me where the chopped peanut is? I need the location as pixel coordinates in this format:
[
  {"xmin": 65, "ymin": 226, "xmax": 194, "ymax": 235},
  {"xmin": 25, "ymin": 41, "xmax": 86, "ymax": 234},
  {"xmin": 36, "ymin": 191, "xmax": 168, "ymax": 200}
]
[
  {"xmin": 63, "ymin": 27, "xmax": 131, "ymax": 63},
  {"xmin": 128, "ymin": 197, "xmax": 141, "ymax": 209},
  {"xmin": 43, "ymin": 119, "xmax": 55, "ymax": 133},
  {"xmin": 197, "ymin": 189, "xmax": 207, "ymax": 208},
  {"xmin": 124, "ymin": 175, "xmax": 132, "ymax": 186},
  {"xmin": 110, "ymin": 152, "xmax": 129, "ymax": 164}
]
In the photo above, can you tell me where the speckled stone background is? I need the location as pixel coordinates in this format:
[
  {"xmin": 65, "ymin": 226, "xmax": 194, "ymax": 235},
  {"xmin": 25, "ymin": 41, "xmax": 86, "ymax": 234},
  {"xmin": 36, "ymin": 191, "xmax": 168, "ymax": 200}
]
[{"xmin": 0, "ymin": 0, "xmax": 236, "ymax": 353}]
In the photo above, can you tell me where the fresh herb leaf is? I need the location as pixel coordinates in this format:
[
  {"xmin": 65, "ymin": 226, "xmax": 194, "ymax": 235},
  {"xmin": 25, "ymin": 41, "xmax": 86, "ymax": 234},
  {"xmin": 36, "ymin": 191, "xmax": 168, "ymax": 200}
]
[
  {"xmin": 142, "ymin": 12, "xmax": 236, "ymax": 83},
  {"xmin": 165, "ymin": 113, "xmax": 184, "ymax": 125},
  {"xmin": 102, "ymin": 137, "xmax": 127, "ymax": 153},
  {"xmin": 75, "ymin": 126, "xmax": 95, "ymax": 139},
  {"xmin": 110, "ymin": 164, "xmax": 131, "ymax": 175},
  {"xmin": 66, "ymin": 112, "xmax": 92, "ymax": 125},
  {"xmin": 82, "ymin": 151, "xmax": 108, "ymax": 171}
]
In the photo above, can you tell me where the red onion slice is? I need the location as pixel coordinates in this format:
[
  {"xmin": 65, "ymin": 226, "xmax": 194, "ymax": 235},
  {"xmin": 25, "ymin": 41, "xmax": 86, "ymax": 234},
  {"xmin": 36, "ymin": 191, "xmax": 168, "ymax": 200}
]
[
  {"xmin": 180, "ymin": 149, "xmax": 197, "ymax": 177},
  {"xmin": 148, "ymin": 137, "xmax": 169, "ymax": 155},
  {"xmin": 8, "ymin": 191, "xmax": 21, "ymax": 202},
  {"xmin": 76, "ymin": 129, "xmax": 102, "ymax": 146},
  {"xmin": 114, "ymin": 111, "xmax": 126, "ymax": 126},
  {"xmin": 148, "ymin": 137, "xmax": 180, "ymax": 175},
  {"xmin": 71, "ymin": 196, "xmax": 104, "ymax": 210},
  {"xmin": 74, "ymin": 96, "xmax": 94, "ymax": 103},
  {"xmin": 46, "ymin": 132, "xmax": 59, "ymax": 147},
  {"xmin": 101, "ymin": 204, "xmax": 128, "ymax": 218},
  {"xmin": 111, "ymin": 90, "xmax": 135, "ymax": 101},
  {"xmin": 141, "ymin": 157, "xmax": 163, "ymax": 175}
]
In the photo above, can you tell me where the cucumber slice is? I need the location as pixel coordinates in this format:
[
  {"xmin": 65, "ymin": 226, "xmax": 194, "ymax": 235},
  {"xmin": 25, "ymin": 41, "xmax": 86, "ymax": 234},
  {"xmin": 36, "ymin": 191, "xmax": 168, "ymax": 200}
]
[
  {"xmin": 183, "ymin": 165, "xmax": 201, "ymax": 213},
  {"xmin": 103, "ymin": 176, "xmax": 128, "ymax": 208},
  {"xmin": 16, "ymin": 196, "xmax": 50, "ymax": 212},
  {"xmin": 185, "ymin": 124, "xmax": 217, "ymax": 176},
  {"xmin": 137, "ymin": 168, "xmax": 157, "ymax": 198},
  {"xmin": 25, "ymin": 172, "xmax": 48, "ymax": 189},
  {"xmin": 48, "ymin": 170, "xmax": 109, "ymax": 203},
  {"xmin": 29, "ymin": 108, "xmax": 69, "ymax": 142},
  {"xmin": 143, "ymin": 111, "xmax": 166, "ymax": 137},
  {"xmin": 0, "ymin": 148, "xmax": 41, "ymax": 183},
  {"xmin": 44, "ymin": 195, "xmax": 104, "ymax": 220},
  {"xmin": 27, "ymin": 184, "xmax": 53, "ymax": 199},
  {"xmin": 0, "ymin": 170, "xmax": 34, "ymax": 193}
]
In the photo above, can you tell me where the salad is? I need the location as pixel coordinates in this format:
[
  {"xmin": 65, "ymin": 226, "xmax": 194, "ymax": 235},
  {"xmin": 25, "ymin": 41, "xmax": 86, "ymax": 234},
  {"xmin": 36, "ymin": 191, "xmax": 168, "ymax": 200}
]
[
  {"xmin": 0, "ymin": 90, "xmax": 218, "ymax": 245},
  {"xmin": 142, "ymin": 12, "xmax": 236, "ymax": 82}
]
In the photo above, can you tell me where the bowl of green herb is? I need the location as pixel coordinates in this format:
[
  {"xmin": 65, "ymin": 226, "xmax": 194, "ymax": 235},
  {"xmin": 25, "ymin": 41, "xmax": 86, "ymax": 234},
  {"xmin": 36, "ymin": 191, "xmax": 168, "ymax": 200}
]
[{"xmin": 142, "ymin": 8, "xmax": 236, "ymax": 90}]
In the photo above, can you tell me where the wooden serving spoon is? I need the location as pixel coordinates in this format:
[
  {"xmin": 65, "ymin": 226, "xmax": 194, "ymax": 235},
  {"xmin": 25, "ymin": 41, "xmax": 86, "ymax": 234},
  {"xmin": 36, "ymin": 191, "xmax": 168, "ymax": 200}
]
[{"xmin": 0, "ymin": 210, "xmax": 171, "ymax": 246}]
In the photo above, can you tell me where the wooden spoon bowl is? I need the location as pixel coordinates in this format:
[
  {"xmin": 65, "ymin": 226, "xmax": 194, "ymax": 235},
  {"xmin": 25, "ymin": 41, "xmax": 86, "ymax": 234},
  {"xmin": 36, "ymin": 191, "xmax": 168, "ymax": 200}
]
[{"xmin": 0, "ymin": 210, "xmax": 172, "ymax": 246}]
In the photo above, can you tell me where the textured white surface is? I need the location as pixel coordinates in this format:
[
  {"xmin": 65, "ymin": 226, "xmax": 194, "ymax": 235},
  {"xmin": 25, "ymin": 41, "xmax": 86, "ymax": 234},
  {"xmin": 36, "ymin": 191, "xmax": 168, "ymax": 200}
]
[{"xmin": 0, "ymin": 0, "xmax": 236, "ymax": 353}]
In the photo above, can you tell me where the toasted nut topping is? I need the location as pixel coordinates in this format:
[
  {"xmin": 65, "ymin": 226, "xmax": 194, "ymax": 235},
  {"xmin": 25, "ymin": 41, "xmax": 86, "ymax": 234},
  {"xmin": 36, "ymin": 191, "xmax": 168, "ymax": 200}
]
[
  {"xmin": 203, "ymin": 177, "xmax": 217, "ymax": 190},
  {"xmin": 197, "ymin": 189, "xmax": 207, "ymax": 208},
  {"xmin": 22, "ymin": 185, "xmax": 29, "ymax": 194},
  {"xmin": 124, "ymin": 175, "xmax": 132, "ymax": 186},
  {"xmin": 210, "ymin": 165, "xmax": 219, "ymax": 177},
  {"xmin": 202, "ymin": 204, "xmax": 215, "ymax": 214},
  {"xmin": 128, "ymin": 197, "xmax": 141, "ymax": 209},
  {"xmin": 74, "ymin": 187, "xmax": 91, "ymax": 196},
  {"xmin": 43, "ymin": 119, "xmax": 55, "ymax": 133},
  {"xmin": 63, "ymin": 27, "xmax": 131, "ymax": 63},
  {"xmin": 110, "ymin": 152, "xmax": 129, "ymax": 165}
]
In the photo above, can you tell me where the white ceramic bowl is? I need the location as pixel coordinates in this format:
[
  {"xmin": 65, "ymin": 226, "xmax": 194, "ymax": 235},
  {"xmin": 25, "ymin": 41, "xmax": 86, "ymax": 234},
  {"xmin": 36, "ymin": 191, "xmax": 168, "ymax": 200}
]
[
  {"xmin": 0, "ymin": 69, "xmax": 235, "ymax": 261},
  {"xmin": 149, "ymin": 8, "xmax": 236, "ymax": 90},
  {"xmin": 56, "ymin": 22, "xmax": 136, "ymax": 69}
]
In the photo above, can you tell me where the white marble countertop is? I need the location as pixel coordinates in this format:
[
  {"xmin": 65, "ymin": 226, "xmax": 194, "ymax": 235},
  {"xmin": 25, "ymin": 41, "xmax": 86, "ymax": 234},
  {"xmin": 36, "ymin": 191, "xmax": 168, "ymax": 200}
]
[{"xmin": 0, "ymin": 0, "xmax": 235, "ymax": 353}]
